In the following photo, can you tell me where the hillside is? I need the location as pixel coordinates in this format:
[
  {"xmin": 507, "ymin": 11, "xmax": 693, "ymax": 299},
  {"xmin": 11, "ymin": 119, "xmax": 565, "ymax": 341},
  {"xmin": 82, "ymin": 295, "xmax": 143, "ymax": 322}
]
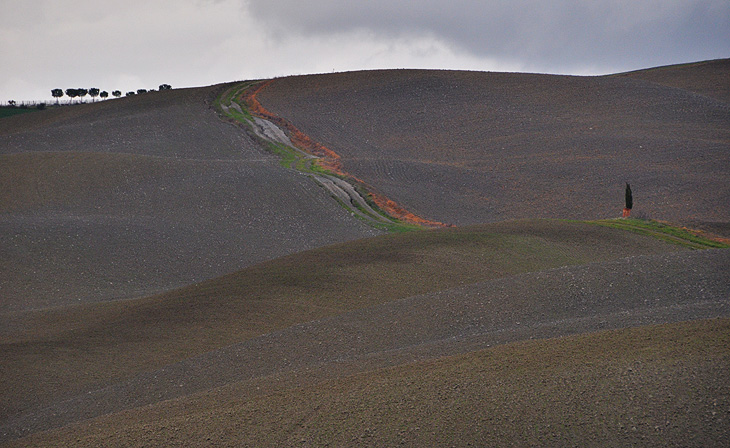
[
  {"xmin": 9, "ymin": 318, "xmax": 728, "ymax": 447},
  {"xmin": 617, "ymin": 58, "xmax": 730, "ymax": 102},
  {"xmin": 253, "ymin": 60, "xmax": 730, "ymax": 228},
  {"xmin": 2, "ymin": 220, "xmax": 728, "ymax": 445},
  {"xmin": 1, "ymin": 60, "xmax": 729, "ymax": 446},
  {"xmin": 0, "ymin": 85, "xmax": 381, "ymax": 312}
]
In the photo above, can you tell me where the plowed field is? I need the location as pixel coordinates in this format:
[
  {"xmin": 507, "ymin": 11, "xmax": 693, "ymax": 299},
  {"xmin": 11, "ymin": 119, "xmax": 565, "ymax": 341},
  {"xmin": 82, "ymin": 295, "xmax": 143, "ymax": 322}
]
[
  {"xmin": 0, "ymin": 86, "xmax": 381, "ymax": 311},
  {"xmin": 1, "ymin": 61, "xmax": 729, "ymax": 447},
  {"xmin": 256, "ymin": 61, "xmax": 730, "ymax": 227},
  {"xmin": 2, "ymin": 226, "xmax": 728, "ymax": 446}
]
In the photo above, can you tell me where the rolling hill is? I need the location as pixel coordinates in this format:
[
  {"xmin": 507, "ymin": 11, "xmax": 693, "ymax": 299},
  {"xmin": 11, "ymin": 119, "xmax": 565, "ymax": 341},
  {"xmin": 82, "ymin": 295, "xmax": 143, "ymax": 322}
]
[
  {"xmin": 1, "ymin": 60, "xmax": 729, "ymax": 446},
  {"xmin": 253, "ymin": 60, "xmax": 729, "ymax": 228},
  {"xmin": 0, "ymin": 85, "xmax": 381, "ymax": 312},
  {"xmin": 2, "ymin": 220, "xmax": 728, "ymax": 446}
]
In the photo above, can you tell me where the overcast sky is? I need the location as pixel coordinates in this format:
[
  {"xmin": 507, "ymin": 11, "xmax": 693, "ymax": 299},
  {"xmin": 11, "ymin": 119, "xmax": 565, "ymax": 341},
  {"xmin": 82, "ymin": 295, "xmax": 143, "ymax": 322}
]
[{"xmin": 1, "ymin": 0, "xmax": 728, "ymax": 102}]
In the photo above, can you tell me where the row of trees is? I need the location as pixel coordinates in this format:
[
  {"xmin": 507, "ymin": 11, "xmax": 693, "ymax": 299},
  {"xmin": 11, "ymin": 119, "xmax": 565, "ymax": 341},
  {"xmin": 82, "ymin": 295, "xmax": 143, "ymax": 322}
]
[{"xmin": 50, "ymin": 84, "xmax": 172, "ymax": 104}]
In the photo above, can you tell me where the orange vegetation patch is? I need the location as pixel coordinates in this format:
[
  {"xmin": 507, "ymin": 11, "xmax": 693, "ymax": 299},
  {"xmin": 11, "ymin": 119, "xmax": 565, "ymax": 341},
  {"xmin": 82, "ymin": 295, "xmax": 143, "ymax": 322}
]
[
  {"xmin": 679, "ymin": 225, "xmax": 730, "ymax": 246},
  {"xmin": 243, "ymin": 80, "xmax": 345, "ymax": 175},
  {"xmin": 241, "ymin": 80, "xmax": 449, "ymax": 228},
  {"xmin": 369, "ymin": 193, "xmax": 452, "ymax": 228}
]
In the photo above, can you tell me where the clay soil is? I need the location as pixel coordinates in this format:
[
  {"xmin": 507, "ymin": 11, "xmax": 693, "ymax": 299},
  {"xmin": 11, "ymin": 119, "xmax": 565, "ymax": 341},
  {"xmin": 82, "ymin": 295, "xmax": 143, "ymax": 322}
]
[
  {"xmin": 9, "ymin": 318, "xmax": 728, "ymax": 448},
  {"xmin": 2, "ymin": 239, "xmax": 728, "ymax": 446},
  {"xmin": 2, "ymin": 220, "xmax": 729, "ymax": 446}
]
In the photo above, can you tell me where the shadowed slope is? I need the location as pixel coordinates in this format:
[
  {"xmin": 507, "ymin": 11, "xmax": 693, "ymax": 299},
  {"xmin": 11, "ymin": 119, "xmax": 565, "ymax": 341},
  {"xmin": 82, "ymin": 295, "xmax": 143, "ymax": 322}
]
[
  {"xmin": 1, "ymin": 220, "xmax": 727, "ymax": 442},
  {"xmin": 0, "ymin": 86, "xmax": 381, "ymax": 311},
  {"xmin": 2, "ymin": 246, "xmax": 728, "ymax": 445},
  {"xmin": 255, "ymin": 63, "xmax": 730, "ymax": 227},
  {"xmin": 0, "ymin": 220, "xmax": 688, "ymax": 420},
  {"xmin": 9, "ymin": 318, "xmax": 727, "ymax": 448}
]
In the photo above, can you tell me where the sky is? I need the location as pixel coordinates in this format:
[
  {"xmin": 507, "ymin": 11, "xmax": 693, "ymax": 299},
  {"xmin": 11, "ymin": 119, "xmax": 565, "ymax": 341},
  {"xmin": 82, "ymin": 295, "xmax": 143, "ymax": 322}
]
[{"xmin": 1, "ymin": 0, "xmax": 728, "ymax": 102}]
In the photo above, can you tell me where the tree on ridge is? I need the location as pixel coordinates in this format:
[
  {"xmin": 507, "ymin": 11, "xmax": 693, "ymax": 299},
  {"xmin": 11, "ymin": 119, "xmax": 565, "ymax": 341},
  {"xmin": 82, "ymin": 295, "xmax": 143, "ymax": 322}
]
[
  {"xmin": 77, "ymin": 88, "xmax": 88, "ymax": 102},
  {"xmin": 65, "ymin": 89, "xmax": 78, "ymax": 102},
  {"xmin": 51, "ymin": 89, "xmax": 63, "ymax": 104}
]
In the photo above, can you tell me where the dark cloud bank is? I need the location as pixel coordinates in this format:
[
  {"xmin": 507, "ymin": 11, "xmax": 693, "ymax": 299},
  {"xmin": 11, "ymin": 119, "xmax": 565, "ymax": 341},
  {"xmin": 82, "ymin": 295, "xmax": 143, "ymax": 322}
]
[{"xmin": 246, "ymin": 0, "xmax": 730, "ymax": 73}]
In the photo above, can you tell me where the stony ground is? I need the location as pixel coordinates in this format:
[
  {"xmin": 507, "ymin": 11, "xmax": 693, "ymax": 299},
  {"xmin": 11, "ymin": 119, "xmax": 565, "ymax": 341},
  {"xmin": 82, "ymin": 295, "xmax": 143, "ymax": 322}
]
[{"xmin": 2, "ymin": 248, "xmax": 728, "ymax": 446}]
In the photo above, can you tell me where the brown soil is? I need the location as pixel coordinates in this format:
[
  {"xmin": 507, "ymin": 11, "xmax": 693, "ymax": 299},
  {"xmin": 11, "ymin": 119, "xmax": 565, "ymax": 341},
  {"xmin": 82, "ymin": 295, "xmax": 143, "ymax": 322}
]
[
  {"xmin": 244, "ymin": 80, "xmax": 345, "ymax": 174},
  {"xmin": 0, "ymin": 86, "xmax": 381, "ymax": 312},
  {"xmin": 255, "ymin": 61, "xmax": 730, "ymax": 228},
  {"xmin": 2, "ymin": 247, "xmax": 728, "ymax": 446},
  {"xmin": 243, "ymin": 81, "xmax": 449, "ymax": 227},
  {"xmin": 616, "ymin": 58, "xmax": 730, "ymax": 102},
  {"xmin": 9, "ymin": 318, "xmax": 727, "ymax": 448},
  {"xmin": 0, "ymin": 220, "xmax": 689, "ymax": 423},
  {"xmin": 2, "ymin": 61, "xmax": 729, "ymax": 447}
]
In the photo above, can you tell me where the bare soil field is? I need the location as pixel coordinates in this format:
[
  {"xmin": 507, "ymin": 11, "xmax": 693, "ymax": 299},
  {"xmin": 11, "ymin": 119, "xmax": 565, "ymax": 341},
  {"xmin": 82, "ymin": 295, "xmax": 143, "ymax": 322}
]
[
  {"xmin": 8, "ymin": 318, "xmax": 727, "ymax": 448},
  {"xmin": 0, "ymin": 220, "xmax": 687, "ymax": 422},
  {"xmin": 2, "ymin": 243, "xmax": 728, "ymax": 446},
  {"xmin": 0, "ymin": 86, "xmax": 381, "ymax": 311},
  {"xmin": 255, "ymin": 60, "xmax": 730, "ymax": 228},
  {"xmin": 2, "ymin": 219, "xmax": 729, "ymax": 445},
  {"xmin": 617, "ymin": 58, "xmax": 730, "ymax": 102},
  {"xmin": 2, "ymin": 61, "xmax": 729, "ymax": 447}
]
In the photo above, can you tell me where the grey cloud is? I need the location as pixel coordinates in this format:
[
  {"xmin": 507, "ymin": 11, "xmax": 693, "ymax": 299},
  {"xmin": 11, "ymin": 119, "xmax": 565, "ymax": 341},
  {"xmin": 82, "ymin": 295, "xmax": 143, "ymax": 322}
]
[
  {"xmin": 3, "ymin": 0, "xmax": 727, "ymax": 101},
  {"xmin": 245, "ymin": 0, "xmax": 730, "ymax": 72},
  {"xmin": 0, "ymin": 0, "xmax": 249, "ymax": 101}
]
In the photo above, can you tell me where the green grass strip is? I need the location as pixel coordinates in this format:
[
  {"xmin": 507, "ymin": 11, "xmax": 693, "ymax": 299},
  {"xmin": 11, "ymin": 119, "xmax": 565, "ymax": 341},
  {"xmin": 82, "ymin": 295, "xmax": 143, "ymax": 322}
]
[
  {"xmin": 589, "ymin": 218, "xmax": 729, "ymax": 249},
  {"xmin": 215, "ymin": 82, "xmax": 423, "ymax": 233},
  {"xmin": 0, "ymin": 107, "xmax": 39, "ymax": 118}
]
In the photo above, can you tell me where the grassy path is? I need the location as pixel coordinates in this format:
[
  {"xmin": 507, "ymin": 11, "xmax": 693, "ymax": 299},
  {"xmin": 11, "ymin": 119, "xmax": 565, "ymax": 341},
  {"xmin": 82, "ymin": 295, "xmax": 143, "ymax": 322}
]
[
  {"xmin": 216, "ymin": 82, "xmax": 425, "ymax": 232},
  {"xmin": 231, "ymin": 80, "xmax": 449, "ymax": 229}
]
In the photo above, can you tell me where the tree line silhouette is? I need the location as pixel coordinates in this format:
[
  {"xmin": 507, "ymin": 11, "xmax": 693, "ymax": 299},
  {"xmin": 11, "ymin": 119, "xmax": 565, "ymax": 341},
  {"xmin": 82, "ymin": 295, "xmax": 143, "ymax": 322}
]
[{"xmin": 49, "ymin": 84, "xmax": 173, "ymax": 104}]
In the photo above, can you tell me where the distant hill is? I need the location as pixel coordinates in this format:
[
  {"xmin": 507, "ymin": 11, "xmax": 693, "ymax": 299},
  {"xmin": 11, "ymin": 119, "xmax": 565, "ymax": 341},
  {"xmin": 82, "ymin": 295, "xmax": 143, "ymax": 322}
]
[
  {"xmin": 616, "ymin": 58, "xmax": 730, "ymax": 102},
  {"xmin": 255, "ymin": 61, "xmax": 730, "ymax": 228}
]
